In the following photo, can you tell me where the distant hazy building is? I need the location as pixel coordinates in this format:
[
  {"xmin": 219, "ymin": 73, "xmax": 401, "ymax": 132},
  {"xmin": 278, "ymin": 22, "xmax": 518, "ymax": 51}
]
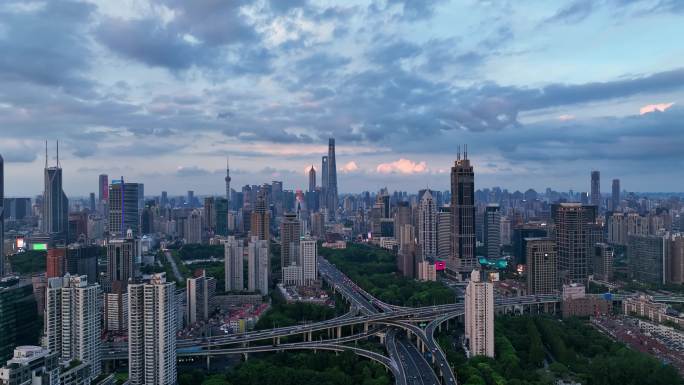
[
  {"xmin": 308, "ymin": 165, "xmax": 316, "ymax": 193},
  {"xmin": 45, "ymin": 275, "xmax": 101, "ymax": 381},
  {"xmin": 185, "ymin": 209, "xmax": 203, "ymax": 244},
  {"xmin": 186, "ymin": 269, "xmax": 216, "ymax": 325},
  {"xmin": 590, "ymin": 171, "xmax": 600, "ymax": 207},
  {"xmin": 225, "ymin": 157, "xmax": 231, "ymax": 205},
  {"xmin": 224, "ymin": 237, "xmax": 244, "ymax": 292},
  {"xmin": 250, "ymin": 190, "xmax": 270, "ymax": 242},
  {"xmin": 128, "ymin": 273, "xmax": 176, "ymax": 385},
  {"xmin": 451, "ymin": 151, "xmax": 476, "ymax": 272},
  {"xmin": 484, "ymin": 204, "xmax": 501, "ymax": 259},
  {"xmin": 611, "ymin": 179, "xmax": 620, "ymax": 211},
  {"xmin": 108, "ymin": 180, "xmax": 141, "ymax": 237},
  {"xmin": 247, "ymin": 237, "xmax": 269, "ymax": 295},
  {"xmin": 398, "ymin": 224, "xmax": 416, "ymax": 278},
  {"xmin": 215, "ymin": 197, "xmax": 229, "ymax": 237},
  {"xmin": 418, "ymin": 190, "xmax": 437, "ymax": 259},
  {"xmin": 325, "ymin": 138, "xmax": 338, "ymax": 219},
  {"xmin": 465, "ymin": 270, "xmax": 494, "ymax": 358},
  {"xmin": 526, "ymin": 238, "xmax": 558, "ymax": 294}
]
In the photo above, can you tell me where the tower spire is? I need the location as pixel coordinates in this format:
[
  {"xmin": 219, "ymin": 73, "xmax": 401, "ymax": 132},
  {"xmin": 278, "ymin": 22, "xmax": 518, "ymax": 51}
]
[
  {"xmin": 45, "ymin": 140, "xmax": 48, "ymax": 169},
  {"xmin": 56, "ymin": 140, "xmax": 60, "ymax": 167},
  {"xmin": 464, "ymin": 144, "xmax": 467, "ymax": 160}
]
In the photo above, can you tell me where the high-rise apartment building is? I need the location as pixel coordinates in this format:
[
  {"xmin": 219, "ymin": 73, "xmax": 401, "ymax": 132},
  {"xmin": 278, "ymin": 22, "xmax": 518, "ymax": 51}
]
[
  {"xmin": 526, "ymin": 238, "xmax": 558, "ymax": 294},
  {"xmin": 611, "ymin": 179, "xmax": 620, "ymax": 211},
  {"xmin": 247, "ymin": 237, "xmax": 269, "ymax": 295},
  {"xmin": 46, "ymin": 248, "xmax": 66, "ymax": 278},
  {"xmin": 484, "ymin": 204, "xmax": 501, "ymax": 259},
  {"xmin": 224, "ymin": 237, "xmax": 244, "ymax": 292},
  {"xmin": 45, "ymin": 275, "xmax": 101, "ymax": 381},
  {"xmin": 451, "ymin": 150, "xmax": 476, "ymax": 272},
  {"xmin": 300, "ymin": 236, "xmax": 318, "ymax": 285},
  {"xmin": 628, "ymin": 234, "xmax": 666, "ymax": 285},
  {"xmin": 43, "ymin": 143, "xmax": 69, "ymax": 244},
  {"xmin": 281, "ymin": 213, "xmax": 301, "ymax": 269},
  {"xmin": 590, "ymin": 171, "xmax": 600, "ymax": 207},
  {"xmin": 108, "ymin": 180, "xmax": 141, "ymax": 237},
  {"xmin": 554, "ymin": 203, "xmax": 596, "ymax": 285},
  {"xmin": 465, "ymin": 270, "xmax": 494, "ymax": 358},
  {"xmin": 0, "ymin": 346, "xmax": 60, "ymax": 385},
  {"xmin": 186, "ymin": 269, "xmax": 216, "ymax": 325},
  {"xmin": 668, "ymin": 234, "xmax": 684, "ymax": 284},
  {"xmin": 128, "ymin": 273, "xmax": 176, "ymax": 385},
  {"xmin": 418, "ymin": 190, "xmax": 437, "ymax": 259}
]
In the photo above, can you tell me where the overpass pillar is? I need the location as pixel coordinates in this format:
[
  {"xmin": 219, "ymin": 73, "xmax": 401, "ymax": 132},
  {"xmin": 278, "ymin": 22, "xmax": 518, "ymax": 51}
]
[
  {"xmin": 243, "ymin": 352, "xmax": 248, "ymax": 361},
  {"xmin": 379, "ymin": 334, "xmax": 385, "ymax": 344},
  {"xmin": 364, "ymin": 322, "xmax": 369, "ymax": 332},
  {"xmin": 337, "ymin": 326, "xmax": 342, "ymax": 339}
]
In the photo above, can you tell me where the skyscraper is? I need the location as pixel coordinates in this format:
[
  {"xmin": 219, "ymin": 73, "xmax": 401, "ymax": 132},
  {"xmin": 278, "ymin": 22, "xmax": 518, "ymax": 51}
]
[
  {"xmin": 418, "ymin": 190, "xmax": 437, "ymax": 259},
  {"xmin": 451, "ymin": 148, "xmax": 476, "ymax": 273},
  {"xmin": 186, "ymin": 269, "xmax": 216, "ymax": 325},
  {"xmin": 280, "ymin": 213, "xmax": 301, "ymax": 271},
  {"xmin": 128, "ymin": 273, "xmax": 176, "ymax": 385},
  {"xmin": 185, "ymin": 209, "xmax": 203, "ymax": 244},
  {"xmin": 321, "ymin": 156, "xmax": 328, "ymax": 211},
  {"xmin": 46, "ymin": 248, "xmax": 66, "ymax": 278},
  {"xmin": 224, "ymin": 237, "xmax": 244, "ymax": 292},
  {"xmin": 326, "ymin": 138, "xmax": 338, "ymax": 218},
  {"xmin": 215, "ymin": 197, "xmax": 229, "ymax": 236},
  {"xmin": 45, "ymin": 275, "xmax": 101, "ymax": 381},
  {"xmin": 590, "ymin": 170, "xmax": 600, "ymax": 207},
  {"xmin": 107, "ymin": 237, "xmax": 140, "ymax": 283},
  {"xmin": 108, "ymin": 179, "xmax": 140, "ymax": 237},
  {"xmin": 555, "ymin": 203, "xmax": 595, "ymax": 285},
  {"xmin": 98, "ymin": 174, "xmax": 108, "ymax": 203},
  {"xmin": 526, "ymin": 238, "xmax": 558, "ymax": 294},
  {"xmin": 308, "ymin": 165, "xmax": 316, "ymax": 193},
  {"xmin": 0, "ymin": 154, "xmax": 4, "ymax": 277},
  {"xmin": 465, "ymin": 270, "xmax": 494, "ymax": 358},
  {"xmin": 43, "ymin": 142, "xmax": 69, "ymax": 244},
  {"xmin": 225, "ymin": 157, "xmax": 231, "ymax": 205},
  {"xmin": 437, "ymin": 207, "xmax": 452, "ymax": 260},
  {"xmin": 250, "ymin": 190, "xmax": 270, "ymax": 242},
  {"xmin": 611, "ymin": 178, "xmax": 620, "ymax": 211},
  {"xmin": 247, "ymin": 237, "xmax": 269, "ymax": 295},
  {"xmin": 484, "ymin": 204, "xmax": 501, "ymax": 259}
]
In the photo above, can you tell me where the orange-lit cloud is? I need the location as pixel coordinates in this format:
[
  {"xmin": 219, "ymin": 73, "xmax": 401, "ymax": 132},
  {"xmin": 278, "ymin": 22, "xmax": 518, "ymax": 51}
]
[
  {"xmin": 640, "ymin": 102, "xmax": 674, "ymax": 115},
  {"xmin": 376, "ymin": 159, "xmax": 428, "ymax": 174},
  {"xmin": 339, "ymin": 161, "xmax": 359, "ymax": 173}
]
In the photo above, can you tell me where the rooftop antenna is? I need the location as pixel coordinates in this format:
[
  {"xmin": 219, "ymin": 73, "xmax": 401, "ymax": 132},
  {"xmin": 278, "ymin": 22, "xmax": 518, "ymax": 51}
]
[
  {"xmin": 464, "ymin": 144, "xmax": 468, "ymax": 160},
  {"xmin": 226, "ymin": 155, "xmax": 230, "ymax": 170},
  {"xmin": 457, "ymin": 145, "xmax": 461, "ymax": 161}
]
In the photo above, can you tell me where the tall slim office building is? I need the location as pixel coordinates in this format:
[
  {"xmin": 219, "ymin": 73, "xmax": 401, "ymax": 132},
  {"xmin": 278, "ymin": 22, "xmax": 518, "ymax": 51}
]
[
  {"xmin": 300, "ymin": 236, "xmax": 318, "ymax": 285},
  {"xmin": 326, "ymin": 138, "xmax": 338, "ymax": 218},
  {"xmin": 526, "ymin": 238, "xmax": 558, "ymax": 294},
  {"xmin": 590, "ymin": 171, "xmax": 600, "ymax": 207},
  {"xmin": 250, "ymin": 190, "xmax": 270, "ymax": 241},
  {"xmin": 128, "ymin": 273, "xmax": 176, "ymax": 385},
  {"xmin": 43, "ymin": 143, "xmax": 69, "ymax": 244},
  {"xmin": 451, "ymin": 149, "xmax": 476, "ymax": 272},
  {"xmin": 224, "ymin": 237, "xmax": 244, "ymax": 292},
  {"xmin": 394, "ymin": 201, "xmax": 412, "ymax": 242},
  {"xmin": 555, "ymin": 203, "xmax": 594, "ymax": 285},
  {"xmin": 465, "ymin": 270, "xmax": 494, "ymax": 358},
  {"xmin": 247, "ymin": 237, "xmax": 269, "ymax": 295},
  {"xmin": 215, "ymin": 197, "xmax": 229, "ymax": 236},
  {"xmin": 320, "ymin": 156, "xmax": 328, "ymax": 211},
  {"xmin": 484, "ymin": 204, "xmax": 501, "ymax": 259},
  {"xmin": 45, "ymin": 275, "xmax": 101, "ymax": 381},
  {"xmin": 185, "ymin": 209, "xmax": 203, "ymax": 244},
  {"xmin": 437, "ymin": 207, "xmax": 452, "ymax": 259},
  {"xmin": 611, "ymin": 179, "xmax": 620, "ymax": 211},
  {"xmin": 0, "ymin": 154, "xmax": 4, "ymax": 277},
  {"xmin": 109, "ymin": 179, "xmax": 140, "ymax": 237},
  {"xmin": 225, "ymin": 157, "xmax": 231, "ymax": 204},
  {"xmin": 281, "ymin": 213, "xmax": 301, "ymax": 270},
  {"xmin": 308, "ymin": 165, "xmax": 316, "ymax": 193},
  {"xmin": 98, "ymin": 174, "xmax": 108, "ymax": 203},
  {"xmin": 418, "ymin": 190, "xmax": 437, "ymax": 259}
]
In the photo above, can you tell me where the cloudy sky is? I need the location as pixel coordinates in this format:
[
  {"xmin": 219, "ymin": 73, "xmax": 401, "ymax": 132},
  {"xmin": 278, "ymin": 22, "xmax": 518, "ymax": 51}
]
[{"xmin": 1, "ymin": 0, "xmax": 683, "ymax": 197}]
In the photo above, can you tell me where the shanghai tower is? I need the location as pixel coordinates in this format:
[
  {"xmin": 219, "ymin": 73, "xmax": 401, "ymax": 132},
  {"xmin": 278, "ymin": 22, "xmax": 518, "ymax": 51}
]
[{"xmin": 327, "ymin": 138, "xmax": 338, "ymax": 219}]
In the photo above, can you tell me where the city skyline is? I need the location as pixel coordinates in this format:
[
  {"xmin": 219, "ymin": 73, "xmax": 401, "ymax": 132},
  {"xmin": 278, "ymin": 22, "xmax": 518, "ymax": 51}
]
[{"xmin": 0, "ymin": 1, "xmax": 683, "ymax": 195}]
